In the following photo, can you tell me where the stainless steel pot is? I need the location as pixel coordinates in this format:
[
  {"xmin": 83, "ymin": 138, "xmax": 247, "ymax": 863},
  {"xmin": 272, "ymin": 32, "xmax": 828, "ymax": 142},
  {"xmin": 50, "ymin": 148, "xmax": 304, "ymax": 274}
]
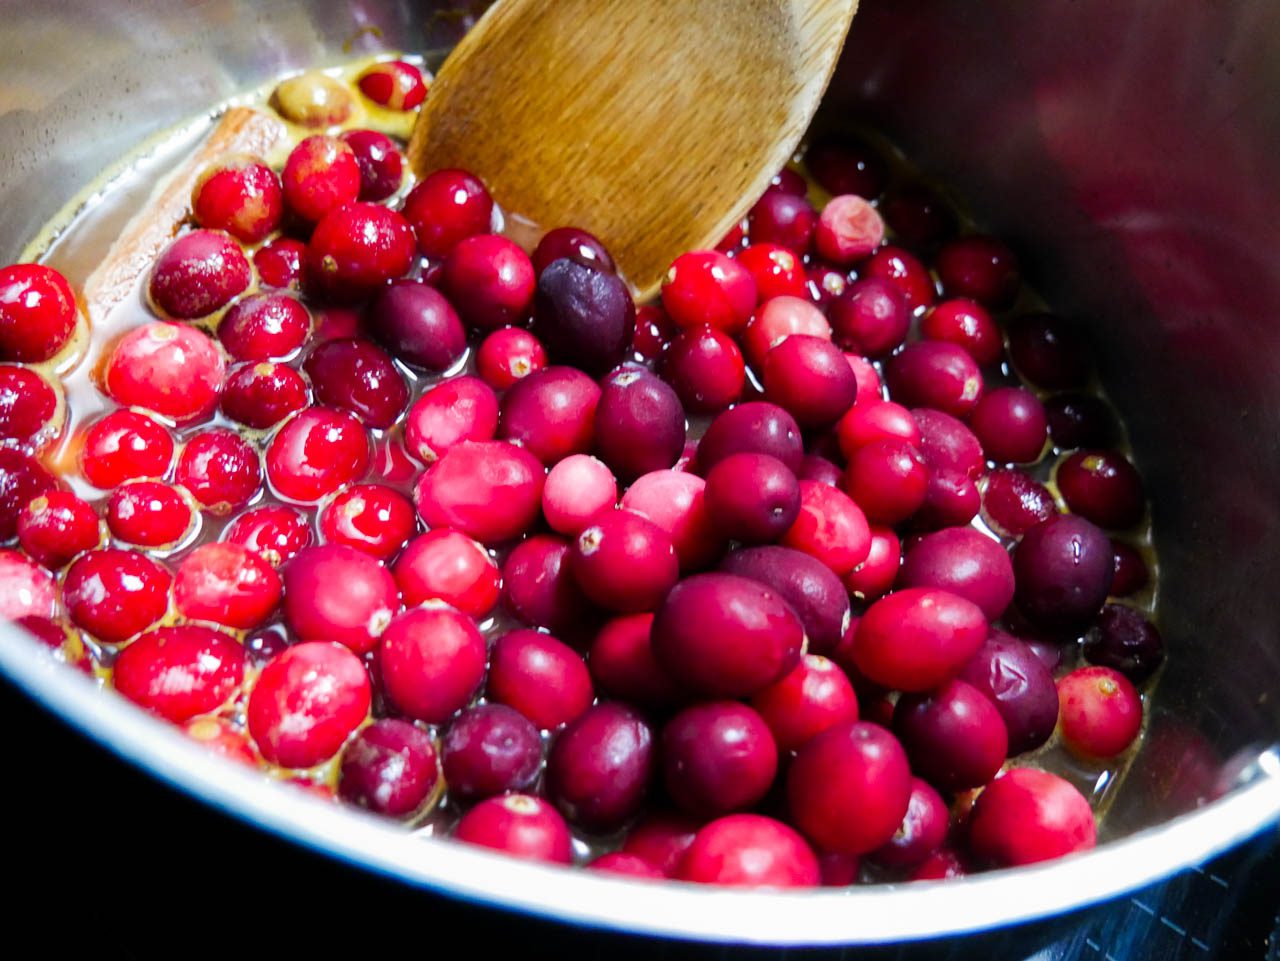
[{"xmin": 1, "ymin": 0, "xmax": 1278, "ymax": 949}]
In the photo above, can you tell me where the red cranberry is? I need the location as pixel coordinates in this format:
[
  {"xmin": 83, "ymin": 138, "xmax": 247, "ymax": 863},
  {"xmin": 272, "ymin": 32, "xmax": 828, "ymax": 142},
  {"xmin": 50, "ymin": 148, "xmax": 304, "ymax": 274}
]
[
  {"xmin": 594, "ymin": 367, "xmax": 686, "ymax": 481},
  {"xmin": 498, "ymin": 365, "xmax": 600, "ymax": 464},
  {"xmin": 805, "ymin": 137, "xmax": 887, "ymax": 198},
  {"xmin": 662, "ymin": 701, "xmax": 777, "ymax": 817},
  {"xmin": 870, "ymin": 777, "xmax": 949, "ymax": 870},
  {"xmin": 114, "ymin": 625, "xmax": 244, "ymax": 723},
  {"xmin": 844, "ymin": 526, "xmax": 901, "ymax": 603},
  {"xmin": 969, "ymin": 387, "xmax": 1048, "ymax": 465},
  {"xmin": 899, "ymin": 527, "xmax": 1015, "ymax": 620},
  {"xmin": 805, "ymin": 261, "xmax": 848, "ymax": 310},
  {"xmin": 542, "ymin": 453, "xmax": 617, "ymax": 535},
  {"xmin": 735, "ymin": 243, "xmax": 806, "ymax": 301},
  {"xmin": 762, "ymin": 335, "xmax": 857, "ymax": 429},
  {"xmin": 881, "ymin": 185, "xmax": 957, "ymax": 248},
  {"xmin": 0, "ymin": 364, "xmax": 61, "ymax": 451},
  {"xmin": 893, "ymin": 679, "xmax": 1008, "ymax": 791},
  {"xmin": 749, "ymin": 654, "xmax": 858, "ymax": 752},
  {"xmin": 380, "ymin": 604, "xmax": 486, "ymax": 723},
  {"xmin": 588, "ymin": 612, "xmax": 686, "ymax": 710},
  {"xmin": 1085, "ymin": 603, "xmax": 1164, "ymax": 682},
  {"xmin": 266, "ymin": 407, "xmax": 370, "ymax": 503},
  {"xmin": 546, "ymin": 702, "xmax": 655, "ymax": 831},
  {"xmin": 183, "ymin": 716, "xmax": 257, "ymax": 766},
  {"xmin": 1013, "ymin": 514, "xmax": 1113, "ymax": 635},
  {"xmin": 622, "ymin": 812, "xmax": 701, "ymax": 876},
  {"xmin": 852, "ymin": 587, "xmax": 988, "ymax": 691},
  {"xmin": 0, "ymin": 550, "xmax": 56, "ymax": 619},
  {"xmin": 223, "ymin": 504, "xmax": 311, "ymax": 566},
  {"xmin": 247, "ymin": 641, "xmax": 371, "ymax": 768},
  {"xmin": 1058, "ymin": 665, "xmax": 1143, "ymax": 759},
  {"xmin": 63, "ymin": 548, "xmax": 170, "ymax": 642},
  {"xmin": 764, "ymin": 167, "xmax": 809, "ymax": 197},
  {"xmin": 502, "ymin": 534, "xmax": 599, "ymax": 638},
  {"xmin": 968, "ymin": 768, "xmax": 1096, "ymax": 867},
  {"xmin": 533, "ymin": 258, "xmax": 636, "ymax": 375},
  {"xmin": 0, "ymin": 264, "xmax": 77, "ymax": 362},
  {"xmin": 787, "ymin": 721, "xmax": 911, "ymax": 855},
  {"xmin": 176, "ymin": 427, "xmax": 261, "ymax": 514},
  {"xmin": 910, "ymin": 847, "xmax": 968, "ymax": 881},
  {"xmin": 357, "ymin": 60, "xmax": 426, "ymax": 110},
  {"xmin": 146, "ymin": 229, "xmax": 250, "ymax": 319},
  {"xmin": 652, "ymin": 572, "xmax": 804, "ymax": 698},
  {"xmin": 621, "ymin": 469, "xmax": 723, "ymax": 572},
  {"xmin": 959, "ymin": 630, "xmax": 1060, "ymax": 755},
  {"xmin": 912, "ymin": 407, "xmax": 984, "ymax": 478},
  {"xmin": 677, "ymin": 814, "xmax": 819, "ymax": 887},
  {"xmin": 402, "ymin": 168, "xmax": 494, "ymax": 257},
  {"xmin": 453, "ymin": 794, "xmax": 573, "ymax": 864},
  {"xmin": 477, "ymin": 326, "xmax": 547, "ymax": 389},
  {"xmin": 748, "ymin": 191, "xmax": 817, "ymax": 253},
  {"xmin": 0, "ymin": 449, "xmax": 59, "ymax": 539},
  {"xmin": 102, "ymin": 322, "xmax": 224, "ymax": 424},
  {"xmin": 339, "ymin": 718, "xmax": 438, "ymax": 818},
  {"xmin": 697, "ymin": 401, "xmax": 803, "ymax": 474},
  {"xmin": 441, "ymin": 234, "xmax": 536, "ymax": 331},
  {"xmin": 281, "ymin": 135, "xmax": 361, "ymax": 222},
  {"xmin": 841, "ymin": 439, "xmax": 928, "ymax": 525},
  {"xmin": 818, "ymin": 852, "xmax": 862, "ymax": 886},
  {"xmin": 588, "ymin": 854, "xmax": 663, "ymax": 878},
  {"xmin": 18, "ymin": 490, "xmax": 100, "ymax": 568},
  {"xmin": 921, "ymin": 298, "xmax": 1002, "ymax": 367},
  {"xmin": 304, "ymin": 338, "xmax": 408, "ymax": 428},
  {"xmin": 192, "ymin": 158, "xmax": 282, "ymax": 243},
  {"xmin": 981, "ymin": 467, "xmax": 1056, "ymax": 537},
  {"xmin": 220, "ymin": 362, "xmax": 307, "ymax": 430},
  {"xmin": 319, "ymin": 484, "xmax": 415, "ymax": 560},
  {"xmin": 571, "ymin": 508, "xmax": 679, "ymax": 613},
  {"xmin": 815, "ymin": 194, "xmax": 884, "ymax": 265},
  {"xmin": 660, "ymin": 250, "xmax": 756, "ymax": 334},
  {"xmin": 630, "ymin": 303, "xmax": 675, "ymax": 362},
  {"xmin": 174, "ymin": 542, "xmax": 282, "ymax": 630},
  {"xmin": 306, "ymin": 202, "xmax": 415, "ymax": 302},
  {"xmin": 1045, "ymin": 392, "xmax": 1119, "ymax": 450},
  {"xmin": 836, "ymin": 400, "xmax": 920, "ymax": 460},
  {"xmin": 106, "ymin": 481, "xmax": 194, "ymax": 548},
  {"xmin": 936, "ymin": 235, "xmax": 1020, "ymax": 307},
  {"xmin": 218, "ymin": 292, "xmax": 311, "ymax": 361},
  {"xmin": 254, "ymin": 238, "xmax": 307, "ymax": 291},
  {"xmin": 489, "ymin": 629, "xmax": 594, "ymax": 730},
  {"xmin": 780, "ymin": 480, "xmax": 872, "ymax": 577},
  {"xmin": 704, "ymin": 453, "xmax": 800, "ymax": 544},
  {"xmin": 740, "ymin": 295, "xmax": 831, "ymax": 371},
  {"xmin": 415, "ymin": 440, "xmax": 544, "ymax": 545},
  {"xmin": 391, "ymin": 529, "xmax": 499, "ymax": 617},
  {"xmin": 442, "ymin": 703, "xmax": 543, "ymax": 801},
  {"xmin": 339, "ymin": 129, "xmax": 405, "ymax": 202},
  {"xmin": 405, "ymin": 375, "xmax": 498, "ymax": 464},
  {"xmin": 532, "ymin": 226, "xmax": 616, "ymax": 276},
  {"xmin": 365, "ymin": 280, "xmax": 466, "ymax": 371},
  {"xmin": 862, "ymin": 245, "xmax": 936, "ymax": 311},
  {"xmin": 283, "ymin": 544, "xmax": 397, "ymax": 654},
  {"xmin": 885, "ymin": 342, "xmax": 983, "ymax": 419},
  {"xmin": 1057, "ymin": 449, "xmax": 1146, "ymax": 530},
  {"xmin": 1008, "ymin": 313, "xmax": 1092, "ymax": 390},
  {"xmin": 829, "ymin": 277, "xmax": 911, "ymax": 358}
]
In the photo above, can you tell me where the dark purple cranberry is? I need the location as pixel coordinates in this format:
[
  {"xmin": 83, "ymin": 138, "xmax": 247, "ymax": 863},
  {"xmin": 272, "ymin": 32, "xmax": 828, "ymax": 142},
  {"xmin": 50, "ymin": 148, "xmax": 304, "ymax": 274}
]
[
  {"xmin": 661, "ymin": 326, "xmax": 746, "ymax": 414},
  {"xmin": 762, "ymin": 335, "xmax": 858, "ymax": 428},
  {"xmin": 339, "ymin": 129, "xmax": 404, "ymax": 202},
  {"xmin": 1014, "ymin": 514, "xmax": 1114, "ymax": 636},
  {"xmin": 893, "ymin": 680, "xmax": 1008, "ymax": 792},
  {"xmin": 220, "ymin": 362, "xmax": 308, "ymax": 429},
  {"xmin": 748, "ymin": 191, "xmax": 818, "ymax": 253},
  {"xmin": 1044, "ymin": 393, "xmax": 1120, "ymax": 450},
  {"xmin": 304, "ymin": 338, "xmax": 408, "ymax": 429},
  {"xmin": 533, "ymin": 257, "xmax": 635, "ymax": 375},
  {"xmin": 870, "ymin": 777, "xmax": 949, "ymax": 870},
  {"xmin": 545, "ymin": 702, "xmax": 655, "ymax": 832},
  {"xmin": 441, "ymin": 703, "xmax": 543, "ymax": 801},
  {"xmin": 829, "ymin": 278, "xmax": 911, "ymax": 358},
  {"xmin": 662, "ymin": 701, "xmax": 778, "ymax": 818},
  {"xmin": 719, "ymin": 545, "xmax": 850, "ymax": 656},
  {"xmin": 968, "ymin": 387, "xmax": 1048, "ymax": 465},
  {"xmin": 1083, "ymin": 603, "xmax": 1165, "ymax": 683},
  {"xmin": 912, "ymin": 468, "xmax": 981, "ymax": 531},
  {"xmin": 703, "ymin": 453, "xmax": 800, "ymax": 544},
  {"xmin": 981, "ymin": 468, "xmax": 1057, "ymax": 538},
  {"xmin": 1110, "ymin": 541, "xmax": 1150, "ymax": 596},
  {"xmin": 498, "ymin": 365, "xmax": 601, "ymax": 465},
  {"xmin": 1056, "ymin": 449, "xmax": 1146, "ymax": 530},
  {"xmin": 594, "ymin": 367, "xmax": 686, "ymax": 482},
  {"xmin": 339, "ymin": 719, "xmax": 439, "ymax": 817},
  {"xmin": 365, "ymin": 280, "xmax": 467, "ymax": 371},
  {"xmin": 696, "ymin": 401, "xmax": 804, "ymax": 474},
  {"xmin": 1008, "ymin": 313, "xmax": 1092, "ymax": 390},
  {"xmin": 881, "ymin": 185, "xmax": 958, "ymax": 248},
  {"xmin": 958, "ymin": 630, "xmax": 1060, "ymax": 754},
  {"xmin": 245, "ymin": 627, "xmax": 291, "ymax": 665},
  {"xmin": 935, "ymin": 235, "xmax": 1020, "ymax": 308},
  {"xmin": 532, "ymin": 227, "xmax": 616, "ymax": 275},
  {"xmin": 805, "ymin": 137, "xmax": 888, "ymax": 199},
  {"xmin": 502, "ymin": 534, "xmax": 601, "ymax": 641},
  {"xmin": 898, "ymin": 527, "xmax": 1014, "ymax": 620}
]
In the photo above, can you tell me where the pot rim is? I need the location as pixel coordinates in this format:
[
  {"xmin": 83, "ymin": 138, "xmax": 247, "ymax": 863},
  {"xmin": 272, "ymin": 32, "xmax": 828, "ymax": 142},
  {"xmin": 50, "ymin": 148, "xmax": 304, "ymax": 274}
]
[{"xmin": 3, "ymin": 623, "xmax": 1277, "ymax": 945}]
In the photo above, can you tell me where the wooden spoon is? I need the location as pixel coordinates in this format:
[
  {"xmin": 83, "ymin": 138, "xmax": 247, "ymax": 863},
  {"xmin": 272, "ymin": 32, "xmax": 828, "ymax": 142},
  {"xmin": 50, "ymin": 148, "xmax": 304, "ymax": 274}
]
[{"xmin": 409, "ymin": 0, "xmax": 858, "ymax": 300}]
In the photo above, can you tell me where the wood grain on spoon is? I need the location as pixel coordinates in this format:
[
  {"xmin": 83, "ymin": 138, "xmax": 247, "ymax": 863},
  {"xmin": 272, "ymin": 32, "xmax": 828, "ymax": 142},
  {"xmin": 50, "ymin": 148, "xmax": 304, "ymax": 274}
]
[{"xmin": 409, "ymin": 0, "xmax": 857, "ymax": 300}]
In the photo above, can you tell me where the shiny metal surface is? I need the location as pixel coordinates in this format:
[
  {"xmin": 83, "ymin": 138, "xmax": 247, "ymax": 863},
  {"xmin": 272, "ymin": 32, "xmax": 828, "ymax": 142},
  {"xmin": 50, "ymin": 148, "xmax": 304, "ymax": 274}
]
[{"xmin": 1, "ymin": 0, "xmax": 1278, "ymax": 947}]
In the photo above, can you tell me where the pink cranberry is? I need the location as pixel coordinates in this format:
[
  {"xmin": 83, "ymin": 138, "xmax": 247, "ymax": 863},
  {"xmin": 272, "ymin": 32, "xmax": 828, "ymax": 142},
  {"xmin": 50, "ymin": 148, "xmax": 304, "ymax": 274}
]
[
  {"xmin": 780, "ymin": 479, "xmax": 871, "ymax": 576},
  {"xmin": 488, "ymin": 629, "xmax": 594, "ymax": 730},
  {"xmin": 102, "ymin": 322, "xmax": 224, "ymax": 423},
  {"xmin": 0, "ymin": 364, "xmax": 61, "ymax": 451},
  {"xmin": 677, "ymin": 814, "xmax": 819, "ymax": 887},
  {"xmin": 176, "ymin": 428, "xmax": 261, "ymax": 514},
  {"xmin": 1058, "ymin": 665, "xmax": 1143, "ymax": 759},
  {"xmin": 282, "ymin": 544, "xmax": 397, "ymax": 654},
  {"xmin": 594, "ymin": 367, "xmax": 686, "ymax": 481},
  {"xmin": 1013, "ymin": 514, "xmax": 1113, "ymax": 635},
  {"xmin": 502, "ymin": 534, "xmax": 599, "ymax": 638},
  {"xmin": 453, "ymin": 794, "xmax": 573, "ymax": 864},
  {"xmin": 0, "ymin": 449, "xmax": 59, "ymax": 539},
  {"xmin": 379, "ymin": 603, "xmax": 486, "ymax": 723},
  {"xmin": 442, "ymin": 703, "xmax": 543, "ymax": 801},
  {"xmin": 969, "ymin": 387, "xmax": 1048, "ymax": 465},
  {"xmin": 339, "ymin": 718, "xmax": 439, "ymax": 818},
  {"xmin": 0, "ymin": 550, "xmax": 56, "ymax": 619},
  {"xmin": 852, "ymin": 587, "xmax": 988, "ymax": 691},
  {"xmin": 532, "ymin": 226, "xmax": 615, "ymax": 275},
  {"xmin": 829, "ymin": 277, "xmax": 910, "ymax": 358},
  {"xmin": 476, "ymin": 326, "xmax": 547, "ymax": 389},
  {"xmin": 218, "ymin": 292, "xmax": 311, "ymax": 361},
  {"xmin": 898, "ymin": 527, "xmax": 1015, "ymax": 620},
  {"xmin": 247, "ymin": 641, "xmax": 371, "ymax": 768},
  {"xmin": 114, "ymin": 625, "xmax": 244, "ymax": 723},
  {"xmin": 266, "ymin": 407, "xmax": 370, "ymax": 502},
  {"xmin": 981, "ymin": 467, "xmax": 1056, "ymax": 537},
  {"xmin": 959, "ymin": 630, "xmax": 1059, "ymax": 754},
  {"xmin": 806, "ymin": 137, "xmax": 886, "ymax": 198},
  {"xmin": 546, "ymin": 702, "xmax": 654, "ymax": 831},
  {"xmin": 805, "ymin": 261, "xmax": 849, "ymax": 310},
  {"xmin": 357, "ymin": 59, "xmax": 426, "ymax": 110},
  {"xmin": 660, "ymin": 327, "xmax": 745, "ymax": 414},
  {"xmin": 183, "ymin": 715, "xmax": 257, "ymax": 766},
  {"xmin": 147, "ymin": 229, "xmax": 251, "ymax": 319},
  {"xmin": 697, "ymin": 401, "xmax": 803, "ymax": 474},
  {"xmin": 498, "ymin": 365, "xmax": 600, "ymax": 465},
  {"xmin": 415, "ymin": 440, "xmax": 544, "ymax": 545},
  {"xmin": 402, "ymin": 168, "xmax": 494, "ymax": 257},
  {"xmin": 736, "ymin": 243, "xmax": 806, "ymax": 301},
  {"xmin": 306, "ymin": 202, "xmax": 415, "ymax": 302},
  {"xmin": 366, "ymin": 280, "xmax": 467, "ymax": 371},
  {"xmin": 660, "ymin": 250, "xmax": 756, "ymax": 334},
  {"xmin": 588, "ymin": 612, "xmax": 686, "ymax": 710},
  {"xmin": 787, "ymin": 721, "xmax": 911, "ymax": 855},
  {"xmin": 844, "ymin": 526, "xmax": 901, "ymax": 603},
  {"xmin": 0, "ymin": 264, "xmax": 77, "ymax": 362},
  {"xmin": 571, "ymin": 508, "xmax": 679, "ymax": 613},
  {"xmin": 254, "ymin": 238, "xmax": 307, "ymax": 291},
  {"xmin": 621, "ymin": 469, "xmax": 723, "ymax": 572},
  {"xmin": 921, "ymin": 298, "xmax": 1002, "ymax": 366},
  {"xmin": 1084, "ymin": 603, "xmax": 1164, "ymax": 682},
  {"xmin": 704, "ymin": 453, "xmax": 800, "ymax": 544},
  {"xmin": 542, "ymin": 454, "xmax": 617, "ymax": 535},
  {"xmin": 106, "ymin": 481, "xmax": 194, "ymax": 548},
  {"xmin": 174, "ymin": 542, "xmax": 282, "ymax": 630},
  {"xmin": 870, "ymin": 777, "xmax": 949, "ymax": 870},
  {"xmin": 968, "ymin": 768, "xmax": 1096, "ymax": 867},
  {"xmin": 339, "ymin": 129, "xmax": 404, "ymax": 202},
  {"xmin": 748, "ymin": 191, "xmax": 818, "ymax": 254},
  {"xmin": 815, "ymin": 194, "xmax": 884, "ymax": 264},
  {"xmin": 281, "ymin": 135, "xmax": 361, "ymax": 222},
  {"xmin": 749, "ymin": 654, "xmax": 858, "ymax": 752},
  {"xmin": 192, "ymin": 158, "xmax": 282, "ymax": 243},
  {"xmin": 533, "ymin": 258, "xmax": 636, "ymax": 375},
  {"xmin": 936, "ymin": 235, "xmax": 1020, "ymax": 307},
  {"xmin": 63, "ymin": 549, "xmax": 171, "ymax": 642},
  {"xmin": 405, "ymin": 375, "xmax": 499, "ymax": 463},
  {"xmin": 662, "ymin": 701, "xmax": 777, "ymax": 817},
  {"xmin": 652, "ymin": 572, "xmax": 804, "ymax": 698},
  {"xmin": 223, "ymin": 504, "xmax": 311, "ymax": 565},
  {"xmin": 1057, "ymin": 449, "xmax": 1146, "ymax": 530},
  {"xmin": 894, "ymin": 679, "xmax": 1008, "ymax": 791},
  {"xmin": 304, "ymin": 338, "xmax": 408, "ymax": 428},
  {"xmin": 881, "ymin": 184, "xmax": 957, "ymax": 248},
  {"xmin": 1045, "ymin": 392, "xmax": 1119, "ymax": 449},
  {"xmin": 885, "ymin": 342, "xmax": 984, "ymax": 419},
  {"xmin": 762, "ymin": 334, "xmax": 857, "ymax": 428},
  {"xmin": 441, "ymin": 234, "xmax": 536, "ymax": 331},
  {"xmin": 862, "ymin": 245, "xmax": 936, "ymax": 311},
  {"xmin": 18, "ymin": 490, "xmax": 100, "ymax": 569},
  {"xmin": 319, "ymin": 483, "xmax": 415, "ymax": 560},
  {"xmin": 220, "ymin": 362, "xmax": 308, "ymax": 430},
  {"xmin": 741, "ymin": 295, "xmax": 831, "ymax": 371},
  {"xmin": 391, "ymin": 529, "xmax": 499, "ymax": 617},
  {"xmin": 1008, "ymin": 313, "xmax": 1092, "ymax": 390}
]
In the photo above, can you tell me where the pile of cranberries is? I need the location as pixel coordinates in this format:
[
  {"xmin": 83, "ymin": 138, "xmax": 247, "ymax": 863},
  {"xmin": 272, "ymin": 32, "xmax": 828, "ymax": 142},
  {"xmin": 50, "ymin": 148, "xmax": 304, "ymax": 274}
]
[{"xmin": 0, "ymin": 57, "xmax": 1166, "ymax": 889}]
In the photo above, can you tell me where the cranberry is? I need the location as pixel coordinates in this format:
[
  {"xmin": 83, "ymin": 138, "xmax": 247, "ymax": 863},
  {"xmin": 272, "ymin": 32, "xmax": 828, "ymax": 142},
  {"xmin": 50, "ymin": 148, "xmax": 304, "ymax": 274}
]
[
  {"xmin": 405, "ymin": 375, "xmax": 499, "ymax": 463},
  {"xmin": 281, "ymin": 135, "xmax": 361, "ymax": 222},
  {"xmin": 677, "ymin": 814, "xmax": 819, "ymax": 887},
  {"xmin": 149, "ymin": 228, "xmax": 252, "ymax": 320},
  {"xmin": 388, "ymin": 530, "xmax": 497, "ymax": 618},
  {"xmin": 787, "ymin": 721, "xmax": 911, "ymax": 854},
  {"xmin": 594, "ymin": 368, "xmax": 686, "ymax": 481},
  {"xmin": 266, "ymin": 407, "xmax": 370, "ymax": 503},
  {"xmin": 652, "ymin": 572, "xmax": 804, "ymax": 698},
  {"xmin": 959, "ymin": 630, "xmax": 1060, "ymax": 755},
  {"xmin": 1058, "ymin": 665, "xmax": 1143, "ymax": 759},
  {"xmin": 113, "ymin": 625, "xmax": 244, "ymax": 723},
  {"xmin": 630, "ymin": 303, "xmax": 675, "ymax": 362},
  {"xmin": 542, "ymin": 454, "xmax": 617, "ymax": 535},
  {"xmin": 862, "ymin": 249, "xmax": 934, "ymax": 314},
  {"xmin": 192, "ymin": 158, "xmax": 282, "ymax": 243},
  {"xmin": 453, "ymin": 794, "xmax": 573, "ymax": 864},
  {"xmin": 968, "ymin": 387, "xmax": 1048, "ymax": 465},
  {"xmin": 1057, "ymin": 449, "xmax": 1146, "ymax": 530},
  {"xmin": 898, "ymin": 527, "xmax": 1015, "ymax": 620},
  {"xmin": 764, "ymin": 167, "xmax": 809, "ymax": 196},
  {"xmin": 805, "ymin": 261, "xmax": 848, "ymax": 310},
  {"xmin": 248, "ymin": 641, "xmax": 371, "ymax": 768},
  {"xmin": 910, "ymin": 847, "xmax": 969, "ymax": 881},
  {"xmin": 174, "ymin": 542, "xmax": 281, "ymax": 629},
  {"xmin": 0, "ymin": 364, "xmax": 61, "ymax": 451},
  {"xmin": 303, "ymin": 338, "xmax": 408, "ymax": 428},
  {"xmin": 881, "ymin": 185, "xmax": 957, "ymax": 248},
  {"xmin": 442, "ymin": 703, "xmax": 543, "ymax": 801},
  {"xmin": 476, "ymin": 326, "xmax": 547, "ymax": 389},
  {"xmin": 843, "ymin": 526, "xmax": 901, "ymax": 603},
  {"xmin": 357, "ymin": 59, "xmax": 427, "ymax": 110},
  {"xmin": 1013, "ymin": 514, "xmax": 1113, "ymax": 635},
  {"xmin": 317, "ymin": 483, "xmax": 414, "ymax": 560},
  {"xmin": 0, "ymin": 449, "xmax": 59, "ymax": 539},
  {"xmin": 912, "ymin": 407, "xmax": 984, "ymax": 478},
  {"xmin": 840, "ymin": 439, "xmax": 926, "ymax": 526},
  {"xmin": 920, "ymin": 298, "xmax": 1002, "ymax": 367},
  {"xmin": 282, "ymin": 543, "xmax": 397, "ymax": 654},
  {"xmin": 306, "ymin": 202, "xmax": 415, "ymax": 302},
  {"xmin": 697, "ymin": 401, "xmax": 803, "ymax": 474},
  {"xmin": 571, "ymin": 508, "xmax": 679, "ymax": 613},
  {"xmin": 223, "ymin": 504, "xmax": 311, "ymax": 565},
  {"xmin": 183, "ymin": 716, "xmax": 257, "ymax": 766},
  {"xmin": 815, "ymin": 194, "xmax": 884, "ymax": 265},
  {"xmin": 0, "ymin": 550, "xmax": 56, "ymax": 619},
  {"xmin": 981, "ymin": 467, "xmax": 1056, "ymax": 538},
  {"xmin": 218, "ymin": 292, "xmax": 311, "ymax": 361},
  {"xmin": 621, "ymin": 469, "xmax": 723, "ymax": 573},
  {"xmin": 660, "ymin": 250, "xmax": 756, "ymax": 334},
  {"xmin": 218, "ymin": 361, "xmax": 306, "ymax": 430},
  {"xmin": 489, "ymin": 629, "xmax": 594, "ymax": 730},
  {"xmin": 18, "ymin": 490, "xmax": 100, "ymax": 568},
  {"xmin": 498, "ymin": 365, "xmax": 600, "ymax": 465},
  {"xmin": 63, "ymin": 548, "xmax": 170, "ymax": 642},
  {"xmin": 102, "ymin": 322, "xmax": 224, "ymax": 423},
  {"xmin": 533, "ymin": 257, "xmax": 636, "ymax": 375},
  {"xmin": 818, "ymin": 852, "xmax": 862, "ymax": 886},
  {"xmin": 244, "ymin": 627, "xmax": 291, "ymax": 666},
  {"xmin": 805, "ymin": 137, "xmax": 887, "ymax": 198},
  {"xmin": 621, "ymin": 812, "xmax": 701, "ymax": 876},
  {"xmin": 764, "ymin": 335, "xmax": 858, "ymax": 429},
  {"xmin": 176, "ymin": 428, "xmax": 261, "ymax": 514},
  {"xmin": 852, "ymin": 587, "xmax": 988, "ymax": 691},
  {"xmin": 1008, "ymin": 313, "xmax": 1092, "ymax": 390},
  {"xmin": 885, "ymin": 342, "xmax": 984, "ymax": 419},
  {"xmin": 415, "ymin": 440, "xmax": 544, "ymax": 545},
  {"xmin": 829, "ymin": 277, "xmax": 910, "ymax": 358},
  {"xmin": 379, "ymin": 603, "xmax": 486, "ymax": 725},
  {"xmin": 780, "ymin": 480, "xmax": 872, "ymax": 577},
  {"xmin": 532, "ymin": 226, "xmax": 616, "ymax": 275},
  {"xmin": 894, "ymin": 680, "xmax": 1008, "ymax": 791},
  {"xmin": 736, "ymin": 243, "xmax": 807, "ymax": 301},
  {"xmin": 106, "ymin": 480, "xmax": 194, "ymax": 548},
  {"xmin": 836, "ymin": 401, "xmax": 919, "ymax": 459},
  {"xmin": 441, "ymin": 234, "xmax": 536, "ymax": 331},
  {"xmin": 798, "ymin": 454, "xmax": 842, "ymax": 488},
  {"xmin": 740, "ymin": 295, "xmax": 831, "ymax": 371},
  {"xmin": 502, "ymin": 534, "xmax": 599, "ymax": 638},
  {"xmin": 1045, "ymin": 393, "xmax": 1119, "ymax": 450},
  {"xmin": 338, "ymin": 718, "xmax": 439, "ymax": 819},
  {"xmin": 936, "ymin": 235, "xmax": 1020, "ymax": 307},
  {"xmin": 546, "ymin": 702, "xmax": 654, "ymax": 831},
  {"xmin": 704, "ymin": 453, "xmax": 800, "ymax": 544},
  {"xmin": 968, "ymin": 768, "xmax": 1096, "ymax": 867},
  {"xmin": 662, "ymin": 701, "xmax": 777, "ymax": 817},
  {"xmin": 870, "ymin": 778, "xmax": 949, "ymax": 870},
  {"xmin": 915, "ymin": 468, "xmax": 981, "ymax": 531},
  {"xmin": 0, "ymin": 264, "xmax": 77, "ymax": 362},
  {"xmin": 254, "ymin": 238, "xmax": 308, "ymax": 291},
  {"xmin": 402, "ymin": 168, "xmax": 494, "ymax": 257},
  {"xmin": 588, "ymin": 612, "xmax": 686, "ymax": 710},
  {"xmin": 749, "ymin": 654, "xmax": 858, "ymax": 752},
  {"xmin": 363, "ymin": 281, "xmax": 465, "ymax": 372},
  {"xmin": 748, "ymin": 191, "xmax": 817, "ymax": 253},
  {"xmin": 339, "ymin": 129, "xmax": 404, "ymax": 202},
  {"xmin": 1084, "ymin": 603, "xmax": 1163, "ymax": 682},
  {"xmin": 588, "ymin": 854, "xmax": 664, "ymax": 878}
]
